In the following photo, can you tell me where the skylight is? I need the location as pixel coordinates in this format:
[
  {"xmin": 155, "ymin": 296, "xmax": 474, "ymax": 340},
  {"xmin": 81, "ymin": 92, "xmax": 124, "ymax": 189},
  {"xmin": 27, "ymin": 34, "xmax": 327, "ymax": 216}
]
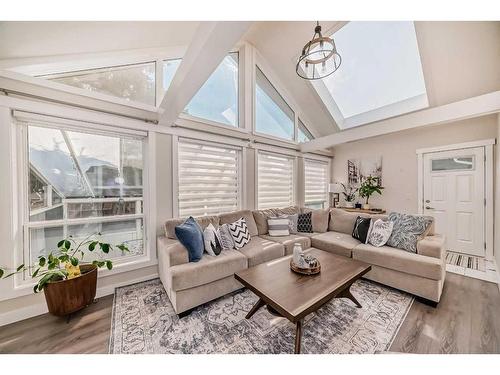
[{"xmin": 310, "ymin": 21, "xmax": 428, "ymax": 129}]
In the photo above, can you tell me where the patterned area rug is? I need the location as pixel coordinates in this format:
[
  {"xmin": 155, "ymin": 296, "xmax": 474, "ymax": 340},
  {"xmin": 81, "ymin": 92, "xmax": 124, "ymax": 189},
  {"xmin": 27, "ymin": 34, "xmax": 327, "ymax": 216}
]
[
  {"xmin": 446, "ymin": 251, "xmax": 485, "ymax": 271},
  {"xmin": 109, "ymin": 278, "xmax": 413, "ymax": 354}
]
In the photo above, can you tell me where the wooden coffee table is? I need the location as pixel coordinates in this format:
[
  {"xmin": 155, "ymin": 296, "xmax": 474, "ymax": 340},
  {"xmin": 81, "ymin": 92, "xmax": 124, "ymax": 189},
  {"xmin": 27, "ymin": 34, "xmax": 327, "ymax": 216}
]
[{"xmin": 234, "ymin": 248, "xmax": 371, "ymax": 354}]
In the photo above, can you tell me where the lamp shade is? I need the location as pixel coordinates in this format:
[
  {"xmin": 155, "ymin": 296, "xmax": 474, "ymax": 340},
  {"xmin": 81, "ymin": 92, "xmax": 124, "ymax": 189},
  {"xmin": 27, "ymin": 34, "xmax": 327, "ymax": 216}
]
[{"xmin": 328, "ymin": 183, "xmax": 342, "ymax": 193}]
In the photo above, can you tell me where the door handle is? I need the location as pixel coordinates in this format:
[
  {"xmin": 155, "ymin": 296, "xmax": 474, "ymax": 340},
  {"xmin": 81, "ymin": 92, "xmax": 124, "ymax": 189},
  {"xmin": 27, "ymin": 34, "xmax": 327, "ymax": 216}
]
[{"xmin": 425, "ymin": 206, "xmax": 435, "ymax": 210}]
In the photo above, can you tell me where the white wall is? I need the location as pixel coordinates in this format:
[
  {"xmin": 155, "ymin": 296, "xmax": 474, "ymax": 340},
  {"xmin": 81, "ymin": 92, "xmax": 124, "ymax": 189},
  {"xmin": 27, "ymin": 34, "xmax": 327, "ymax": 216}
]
[{"xmin": 331, "ymin": 115, "xmax": 498, "ymax": 213}]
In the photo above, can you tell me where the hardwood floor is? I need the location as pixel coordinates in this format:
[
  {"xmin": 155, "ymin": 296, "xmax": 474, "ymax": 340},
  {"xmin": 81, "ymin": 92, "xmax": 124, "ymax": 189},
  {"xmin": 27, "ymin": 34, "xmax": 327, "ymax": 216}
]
[
  {"xmin": 1, "ymin": 272, "xmax": 499, "ymax": 354},
  {"xmin": 0, "ymin": 295, "xmax": 113, "ymax": 354},
  {"xmin": 390, "ymin": 272, "xmax": 500, "ymax": 353}
]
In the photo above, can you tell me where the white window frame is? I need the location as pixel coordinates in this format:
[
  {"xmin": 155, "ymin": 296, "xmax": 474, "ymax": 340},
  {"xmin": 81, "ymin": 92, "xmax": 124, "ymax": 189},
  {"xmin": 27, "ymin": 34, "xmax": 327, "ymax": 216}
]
[
  {"xmin": 8, "ymin": 114, "xmax": 156, "ymax": 297},
  {"xmin": 176, "ymin": 50, "xmax": 243, "ymax": 130},
  {"xmin": 298, "ymin": 118, "xmax": 314, "ymax": 143},
  {"xmin": 253, "ymin": 51, "xmax": 316, "ymax": 146},
  {"xmin": 255, "ymin": 149, "xmax": 297, "ymax": 210},
  {"xmin": 172, "ymin": 136, "xmax": 244, "ymax": 218}
]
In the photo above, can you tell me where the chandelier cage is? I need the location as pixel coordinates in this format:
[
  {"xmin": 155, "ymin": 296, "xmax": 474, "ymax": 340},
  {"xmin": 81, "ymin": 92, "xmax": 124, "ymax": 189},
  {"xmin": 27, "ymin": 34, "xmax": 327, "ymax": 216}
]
[{"xmin": 296, "ymin": 22, "xmax": 342, "ymax": 80}]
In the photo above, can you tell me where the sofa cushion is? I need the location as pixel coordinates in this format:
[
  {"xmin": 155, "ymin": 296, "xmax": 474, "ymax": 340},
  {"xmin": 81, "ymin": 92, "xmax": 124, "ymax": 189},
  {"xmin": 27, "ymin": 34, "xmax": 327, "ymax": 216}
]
[
  {"xmin": 311, "ymin": 231, "xmax": 360, "ymax": 257},
  {"xmin": 228, "ymin": 218, "xmax": 251, "ymax": 249},
  {"xmin": 352, "ymin": 216, "xmax": 372, "ymax": 243},
  {"xmin": 174, "ymin": 217, "xmax": 204, "ymax": 262},
  {"xmin": 416, "ymin": 234, "xmax": 445, "ymax": 259},
  {"xmin": 297, "ymin": 212, "xmax": 313, "ymax": 233},
  {"xmin": 237, "ymin": 236, "xmax": 285, "ymax": 267},
  {"xmin": 301, "ymin": 208, "xmax": 330, "ymax": 233},
  {"xmin": 267, "ymin": 217, "xmax": 290, "ymax": 236},
  {"xmin": 367, "ymin": 219, "xmax": 394, "ymax": 247},
  {"xmin": 259, "ymin": 234, "xmax": 311, "ymax": 255},
  {"xmin": 169, "ymin": 250, "xmax": 248, "ymax": 291},
  {"xmin": 219, "ymin": 210, "xmax": 259, "ymax": 237},
  {"xmin": 352, "ymin": 243, "xmax": 444, "ymax": 280},
  {"xmin": 165, "ymin": 215, "xmax": 219, "ymax": 240},
  {"xmin": 252, "ymin": 206, "xmax": 300, "ymax": 235},
  {"xmin": 157, "ymin": 236, "xmax": 189, "ymax": 267},
  {"xmin": 329, "ymin": 208, "xmax": 386, "ymax": 234},
  {"xmin": 386, "ymin": 212, "xmax": 434, "ymax": 253}
]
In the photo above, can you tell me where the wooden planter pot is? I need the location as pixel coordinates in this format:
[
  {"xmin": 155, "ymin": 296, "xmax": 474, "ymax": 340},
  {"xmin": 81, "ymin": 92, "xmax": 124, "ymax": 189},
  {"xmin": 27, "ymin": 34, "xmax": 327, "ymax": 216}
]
[{"xmin": 43, "ymin": 264, "xmax": 97, "ymax": 317}]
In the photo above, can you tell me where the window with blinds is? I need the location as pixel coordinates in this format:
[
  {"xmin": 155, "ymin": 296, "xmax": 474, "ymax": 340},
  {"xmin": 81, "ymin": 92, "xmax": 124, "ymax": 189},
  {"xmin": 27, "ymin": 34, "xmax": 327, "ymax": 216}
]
[
  {"xmin": 304, "ymin": 159, "xmax": 329, "ymax": 209},
  {"xmin": 257, "ymin": 151, "xmax": 295, "ymax": 209},
  {"xmin": 178, "ymin": 139, "xmax": 241, "ymax": 217}
]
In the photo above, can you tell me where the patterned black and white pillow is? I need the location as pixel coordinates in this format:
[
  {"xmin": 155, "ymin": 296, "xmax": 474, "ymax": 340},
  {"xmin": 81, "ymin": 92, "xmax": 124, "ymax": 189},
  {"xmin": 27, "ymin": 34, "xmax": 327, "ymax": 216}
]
[
  {"xmin": 228, "ymin": 218, "xmax": 251, "ymax": 249},
  {"xmin": 352, "ymin": 216, "xmax": 372, "ymax": 243},
  {"xmin": 297, "ymin": 212, "xmax": 313, "ymax": 233},
  {"xmin": 368, "ymin": 219, "xmax": 394, "ymax": 247},
  {"xmin": 217, "ymin": 224, "xmax": 235, "ymax": 251},
  {"xmin": 267, "ymin": 217, "xmax": 290, "ymax": 236},
  {"xmin": 203, "ymin": 223, "xmax": 222, "ymax": 256},
  {"xmin": 386, "ymin": 212, "xmax": 434, "ymax": 253}
]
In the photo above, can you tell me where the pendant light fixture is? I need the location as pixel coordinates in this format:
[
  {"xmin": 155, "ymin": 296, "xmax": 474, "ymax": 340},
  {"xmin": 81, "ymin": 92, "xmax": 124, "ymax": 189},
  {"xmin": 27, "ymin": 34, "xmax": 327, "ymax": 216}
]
[{"xmin": 296, "ymin": 21, "xmax": 341, "ymax": 80}]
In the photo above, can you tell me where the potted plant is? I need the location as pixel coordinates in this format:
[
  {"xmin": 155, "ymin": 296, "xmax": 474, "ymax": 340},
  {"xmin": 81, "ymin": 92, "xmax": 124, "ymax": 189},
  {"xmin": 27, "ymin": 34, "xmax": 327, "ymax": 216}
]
[
  {"xmin": 0, "ymin": 233, "xmax": 128, "ymax": 318},
  {"xmin": 340, "ymin": 183, "xmax": 358, "ymax": 208},
  {"xmin": 358, "ymin": 176, "xmax": 384, "ymax": 210}
]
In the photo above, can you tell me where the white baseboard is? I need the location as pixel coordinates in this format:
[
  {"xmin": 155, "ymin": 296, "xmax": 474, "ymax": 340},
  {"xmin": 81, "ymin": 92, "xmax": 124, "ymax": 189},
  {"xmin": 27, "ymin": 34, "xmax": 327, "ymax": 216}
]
[{"xmin": 0, "ymin": 272, "xmax": 158, "ymax": 327}]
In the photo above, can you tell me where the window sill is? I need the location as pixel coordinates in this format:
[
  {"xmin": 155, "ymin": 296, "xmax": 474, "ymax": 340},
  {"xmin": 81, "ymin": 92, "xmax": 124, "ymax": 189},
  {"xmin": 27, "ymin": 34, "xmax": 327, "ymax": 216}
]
[{"xmin": 0, "ymin": 256, "xmax": 158, "ymax": 303}]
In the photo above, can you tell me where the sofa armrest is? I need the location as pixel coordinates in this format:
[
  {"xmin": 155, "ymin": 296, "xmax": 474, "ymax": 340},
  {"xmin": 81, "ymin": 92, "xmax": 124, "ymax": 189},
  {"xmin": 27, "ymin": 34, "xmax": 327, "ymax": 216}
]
[
  {"xmin": 157, "ymin": 236, "xmax": 189, "ymax": 268},
  {"xmin": 417, "ymin": 234, "xmax": 445, "ymax": 260}
]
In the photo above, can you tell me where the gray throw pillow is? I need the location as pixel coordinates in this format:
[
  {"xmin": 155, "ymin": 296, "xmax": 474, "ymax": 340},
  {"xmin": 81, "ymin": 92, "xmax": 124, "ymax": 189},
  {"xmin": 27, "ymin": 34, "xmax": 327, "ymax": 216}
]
[
  {"xmin": 218, "ymin": 223, "xmax": 235, "ymax": 251},
  {"xmin": 386, "ymin": 212, "xmax": 434, "ymax": 253}
]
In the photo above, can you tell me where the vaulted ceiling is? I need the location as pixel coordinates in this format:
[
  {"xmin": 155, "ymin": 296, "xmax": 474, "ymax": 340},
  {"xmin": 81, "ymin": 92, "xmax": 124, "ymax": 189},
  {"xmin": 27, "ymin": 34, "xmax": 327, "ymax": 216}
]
[
  {"xmin": 0, "ymin": 21, "xmax": 498, "ymax": 141},
  {"xmin": 244, "ymin": 21, "xmax": 500, "ymax": 137}
]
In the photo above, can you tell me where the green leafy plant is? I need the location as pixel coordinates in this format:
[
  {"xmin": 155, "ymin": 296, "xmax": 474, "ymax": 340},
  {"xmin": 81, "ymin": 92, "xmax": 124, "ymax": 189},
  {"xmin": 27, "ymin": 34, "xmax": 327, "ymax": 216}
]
[
  {"xmin": 340, "ymin": 183, "xmax": 358, "ymax": 202},
  {"xmin": 0, "ymin": 233, "xmax": 128, "ymax": 293},
  {"xmin": 358, "ymin": 176, "xmax": 384, "ymax": 205}
]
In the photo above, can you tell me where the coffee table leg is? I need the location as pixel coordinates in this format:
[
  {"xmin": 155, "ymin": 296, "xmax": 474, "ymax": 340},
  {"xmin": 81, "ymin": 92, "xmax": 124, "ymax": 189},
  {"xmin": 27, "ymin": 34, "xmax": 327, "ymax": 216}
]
[
  {"xmin": 246, "ymin": 298, "xmax": 265, "ymax": 319},
  {"xmin": 295, "ymin": 319, "xmax": 303, "ymax": 354},
  {"xmin": 339, "ymin": 287, "xmax": 362, "ymax": 308}
]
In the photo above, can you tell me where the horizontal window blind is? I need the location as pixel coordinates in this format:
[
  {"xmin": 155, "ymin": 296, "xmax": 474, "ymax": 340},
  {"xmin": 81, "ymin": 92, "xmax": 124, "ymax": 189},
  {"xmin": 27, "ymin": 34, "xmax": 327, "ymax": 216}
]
[
  {"xmin": 178, "ymin": 139, "xmax": 241, "ymax": 217},
  {"xmin": 304, "ymin": 159, "xmax": 329, "ymax": 209},
  {"xmin": 258, "ymin": 151, "xmax": 295, "ymax": 209}
]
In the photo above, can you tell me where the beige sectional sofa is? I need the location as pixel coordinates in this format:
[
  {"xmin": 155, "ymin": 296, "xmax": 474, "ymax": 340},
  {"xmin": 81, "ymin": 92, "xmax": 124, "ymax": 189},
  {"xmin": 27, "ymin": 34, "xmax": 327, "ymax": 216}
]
[{"xmin": 157, "ymin": 207, "xmax": 446, "ymax": 315}]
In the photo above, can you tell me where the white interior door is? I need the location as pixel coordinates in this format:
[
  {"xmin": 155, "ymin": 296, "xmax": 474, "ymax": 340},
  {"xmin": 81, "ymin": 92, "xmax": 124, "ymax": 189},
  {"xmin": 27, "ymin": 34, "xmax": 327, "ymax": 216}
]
[{"xmin": 423, "ymin": 147, "xmax": 485, "ymax": 257}]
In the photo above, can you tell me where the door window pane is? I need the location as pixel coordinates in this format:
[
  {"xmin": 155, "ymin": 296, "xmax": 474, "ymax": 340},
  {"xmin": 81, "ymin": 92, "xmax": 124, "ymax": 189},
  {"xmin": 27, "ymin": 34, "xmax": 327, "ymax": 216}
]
[
  {"xmin": 255, "ymin": 67, "xmax": 294, "ymax": 140},
  {"xmin": 431, "ymin": 157, "xmax": 474, "ymax": 171},
  {"xmin": 44, "ymin": 62, "xmax": 156, "ymax": 106}
]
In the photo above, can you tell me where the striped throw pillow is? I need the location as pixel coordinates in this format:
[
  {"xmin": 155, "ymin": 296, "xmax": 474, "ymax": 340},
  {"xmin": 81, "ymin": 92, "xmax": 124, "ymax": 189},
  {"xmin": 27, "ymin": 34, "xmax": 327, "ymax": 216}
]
[{"xmin": 267, "ymin": 217, "xmax": 290, "ymax": 236}]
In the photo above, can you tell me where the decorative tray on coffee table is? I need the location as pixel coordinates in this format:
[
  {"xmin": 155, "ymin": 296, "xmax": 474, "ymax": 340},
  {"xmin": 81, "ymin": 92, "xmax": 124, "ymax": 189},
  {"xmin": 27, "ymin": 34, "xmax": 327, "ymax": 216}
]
[{"xmin": 290, "ymin": 259, "xmax": 321, "ymax": 275}]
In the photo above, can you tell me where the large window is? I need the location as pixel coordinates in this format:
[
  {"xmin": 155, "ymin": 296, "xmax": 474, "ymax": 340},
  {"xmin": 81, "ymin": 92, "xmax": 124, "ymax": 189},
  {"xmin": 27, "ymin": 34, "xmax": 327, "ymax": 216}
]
[
  {"xmin": 309, "ymin": 22, "xmax": 427, "ymax": 129},
  {"xmin": 42, "ymin": 62, "xmax": 156, "ymax": 106},
  {"xmin": 24, "ymin": 122, "xmax": 145, "ymax": 271},
  {"xmin": 304, "ymin": 159, "xmax": 329, "ymax": 209},
  {"xmin": 257, "ymin": 151, "xmax": 295, "ymax": 209},
  {"xmin": 177, "ymin": 139, "xmax": 241, "ymax": 217},
  {"xmin": 163, "ymin": 53, "xmax": 239, "ymax": 127},
  {"xmin": 255, "ymin": 67, "xmax": 295, "ymax": 140}
]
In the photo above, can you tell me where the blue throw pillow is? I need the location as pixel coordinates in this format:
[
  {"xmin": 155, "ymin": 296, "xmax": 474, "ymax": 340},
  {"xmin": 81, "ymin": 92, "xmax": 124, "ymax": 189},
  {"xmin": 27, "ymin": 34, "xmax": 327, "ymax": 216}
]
[{"xmin": 175, "ymin": 217, "xmax": 204, "ymax": 262}]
